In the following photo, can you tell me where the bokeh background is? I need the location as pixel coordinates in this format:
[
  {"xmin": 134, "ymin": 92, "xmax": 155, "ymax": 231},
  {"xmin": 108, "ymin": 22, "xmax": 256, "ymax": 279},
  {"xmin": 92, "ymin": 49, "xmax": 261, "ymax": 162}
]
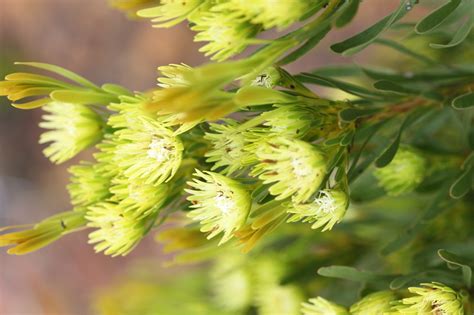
[{"xmin": 0, "ymin": 1, "xmax": 426, "ymax": 314}]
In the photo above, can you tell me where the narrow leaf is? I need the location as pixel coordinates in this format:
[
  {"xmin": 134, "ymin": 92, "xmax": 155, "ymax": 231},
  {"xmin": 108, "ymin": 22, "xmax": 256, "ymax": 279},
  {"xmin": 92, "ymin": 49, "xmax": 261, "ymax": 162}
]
[
  {"xmin": 415, "ymin": 0, "xmax": 462, "ymax": 34},
  {"xmin": 430, "ymin": 16, "xmax": 473, "ymax": 48},
  {"xmin": 449, "ymin": 168, "xmax": 473, "ymax": 199},
  {"xmin": 51, "ymin": 90, "xmax": 117, "ymax": 105},
  {"xmin": 438, "ymin": 249, "xmax": 473, "ymax": 288},
  {"xmin": 373, "ymin": 80, "xmax": 418, "ymax": 95},
  {"xmin": 452, "ymin": 91, "xmax": 474, "ymax": 110},
  {"xmin": 330, "ymin": 1, "xmax": 408, "ymax": 55},
  {"xmin": 318, "ymin": 265, "xmax": 392, "ymax": 282},
  {"xmin": 339, "ymin": 108, "xmax": 381, "ymax": 122},
  {"xmin": 15, "ymin": 62, "xmax": 99, "ymax": 90},
  {"xmin": 334, "ymin": 0, "xmax": 360, "ymax": 28}
]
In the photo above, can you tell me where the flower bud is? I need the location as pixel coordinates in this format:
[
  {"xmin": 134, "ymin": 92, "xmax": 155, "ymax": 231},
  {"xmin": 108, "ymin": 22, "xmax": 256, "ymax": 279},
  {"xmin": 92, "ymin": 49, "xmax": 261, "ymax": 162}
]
[
  {"xmin": 137, "ymin": 0, "xmax": 203, "ymax": 28},
  {"xmin": 109, "ymin": 177, "xmax": 169, "ymax": 219},
  {"xmin": 400, "ymin": 282, "xmax": 465, "ymax": 315},
  {"xmin": 302, "ymin": 296, "xmax": 349, "ymax": 315},
  {"xmin": 114, "ymin": 115, "xmax": 183, "ymax": 185},
  {"xmin": 67, "ymin": 162, "xmax": 112, "ymax": 208},
  {"xmin": 192, "ymin": 12, "xmax": 258, "ymax": 61},
  {"xmin": 39, "ymin": 102, "xmax": 103, "ymax": 164},
  {"xmin": 185, "ymin": 170, "xmax": 251, "ymax": 244},
  {"xmin": 350, "ymin": 290, "xmax": 397, "ymax": 315},
  {"xmin": 251, "ymin": 136, "xmax": 326, "ymax": 203},
  {"xmin": 287, "ymin": 189, "xmax": 349, "ymax": 231},
  {"xmin": 204, "ymin": 119, "xmax": 249, "ymax": 175},
  {"xmin": 257, "ymin": 285, "xmax": 304, "ymax": 315},
  {"xmin": 86, "ymin": 202, "xmax": 148, "ymax": 256},
  {"xmin": 374, "ymin": 146, "xmax": 426, "ymax": 196}
]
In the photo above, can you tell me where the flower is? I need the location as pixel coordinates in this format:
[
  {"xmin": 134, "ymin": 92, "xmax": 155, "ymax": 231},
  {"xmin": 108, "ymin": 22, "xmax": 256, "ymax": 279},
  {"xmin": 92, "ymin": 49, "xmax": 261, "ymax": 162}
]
[
  {"xmin": 257, "ymin": 285, "xmax": 304, "ymax": 315},
  {"xmin": 39, "ymin": 102, "xmax": 104, "ymax": 164},
  {"xmin": 0, "ymin": 210, "xmax": 86, "ymax": 255},
  {"xmin": 398, "ymin": 282, "xmax": 466, "ymax": 315},
  {"xmin": 301, "ymin": 297, "xmax": 349, "ymax": 315},
  {"xmin": 287, "ymin": 189, "xmax": 349, "ymax": 231},
  {"xmin": 350, "ymin": 290, "xmax": 397, "ymax": 315},
  {"xmin": 86, "ymin": 202, "xmax": 150, "ymax": 256},
  {"xmin": 137, "ymin": 0, "xmax": 203, "ymax": 28},
  {"xmin": 157, "ymin": 63, "xmax": 194, "ymax": 88},
  {"xmin": 258, "ymin": 105, "xmax": 315, "ymax": 138},
  {"xmin": 210, "ymin": 253, "xmax": 252, "ymax": 311},
  {"xmin": 374, "ymin": 146, "xmax": 426, "ymax": 196},
  {"xmin": 109, "ymin": 0, "xmax": 156, "ymax": 17},
  {"xmin": 214, "ymin": 0, "xmax": 321, "ymax": 30},
  {"xmin": 67, "ymin": 162, "xmax": 112, "ymax": 208},
  {"xmin": 250, "ymin": 136, "xmax": 327, "ymax": 203},
  {"xmin": 185, "ymin": 170, "xmax": 251, "ymax": 244},
  {"xmin": 109, "ymin": 176, "xmax": 169, "ymax": 219},
  {"xmin": 204, "ymin": 119, "xmax": 250, "ymax": 175},
  {"xmin": 114, "ymin": 115, "xmax": 183, "ymax": 185},
  {"xmin": 192, "ymin": 12, "xmax": 258, "ymax": 61}
]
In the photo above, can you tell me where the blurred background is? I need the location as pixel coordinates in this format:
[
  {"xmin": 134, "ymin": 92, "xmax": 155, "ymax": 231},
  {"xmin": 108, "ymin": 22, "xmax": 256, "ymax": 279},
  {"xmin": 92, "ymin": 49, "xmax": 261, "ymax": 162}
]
[{"xmin": 0, "ymin": 1, "xmax": 425, "ymax": 314}]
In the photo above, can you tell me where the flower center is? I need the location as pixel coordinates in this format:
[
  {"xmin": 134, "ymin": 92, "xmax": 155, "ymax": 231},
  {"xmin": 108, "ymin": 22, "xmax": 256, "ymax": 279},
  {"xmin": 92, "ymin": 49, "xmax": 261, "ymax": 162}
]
[
  {"xmin": 314, "ymin": 191, "xmax": 336, "ymax": 214},
  {"xmin": 291, "ymin": 157, "xmax": 310, "ymax": 178},
  {"xmin": 214, "ymin": 192, "xmax": 235, "ymax": 215},
  {"xmin": 147, "ymin": 137, "xmax": 172, "ymax": 162}
]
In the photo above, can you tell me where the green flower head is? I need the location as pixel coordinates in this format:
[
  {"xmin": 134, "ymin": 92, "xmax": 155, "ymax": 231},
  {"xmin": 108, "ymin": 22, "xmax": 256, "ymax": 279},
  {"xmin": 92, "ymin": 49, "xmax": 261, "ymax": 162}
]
[
  {"xmin": 67, "ymin": 162, "xmax": 112, "ymax": 208},
  {"xmin": 374, "ymin": 146, "xmax": 426, "ymax": 196},
  {"xmin": 216, "ymin": 0, "xmax": 321, "ymax": 30},
  {"xmin": 137, "ymin": 0, "xmax": 203, "ymax": 28},
  {"xmin": 287, "ymin": 189, "xmax": 349, "ymax": 231},
  {"xmin": 192, "ymin": 12, "xmax": 258, "ymax": 61},
  {"xmin": 39, "ymin": 102, "xmax": 103, "ymax": 164},
  {"xmin": 257, "ymin": 285, "xmax": 304, "ymax": 315},
  {"xmin": 251, "ymin": 136, "xmax": 326, "ymax": 203},
  {"xmin": 86, "ymin": 202, "xmax": 148, "ymax": 256},
  {"xmin": 301, "ymin": 297, "xmax": 349, "ymax": 315},
  {"xmin": 211, "ymin": 253, "xmax": 252, "ymax": 311},
  {"xmin": 110, "ymin": 176, "xmax": 169, "ymax": 219},
  {"xmin": 399, "ymin": 282, "xmax": 465, "ymax": 315},
  {"xmin": 114, "ymin": 115, "xmax": 183, "ymax": 185},
  {"xmin": 260, "ymin": 105, "xmax": 315, "ymax": 138},
  {"xmin": 350, "ymin": 290, "xmax": 397, "ymax": 315},
  {"xmin": 157, "ymin": 63, "xmax": 194, "ymax": 88},
  {"xmin": 204, "ymin": 119, "xmax": 249, "ymax": 175},
  {"xmin": 185, "ymin": 170, "xmax": 251, "ymax": 244}
]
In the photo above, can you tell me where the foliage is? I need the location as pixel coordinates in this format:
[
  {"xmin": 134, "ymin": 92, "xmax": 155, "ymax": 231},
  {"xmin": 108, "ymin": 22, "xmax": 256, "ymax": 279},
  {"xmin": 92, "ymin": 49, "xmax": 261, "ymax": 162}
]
[{"xmin": 1, "ymin": 0, "xmax": 474, "ymax": 314}]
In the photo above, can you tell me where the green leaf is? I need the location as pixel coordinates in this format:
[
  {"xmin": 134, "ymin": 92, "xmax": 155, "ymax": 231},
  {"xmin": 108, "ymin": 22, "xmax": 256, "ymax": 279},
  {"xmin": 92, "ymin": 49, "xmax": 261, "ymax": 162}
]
[
  {"xmin": 452, "ymin": 91, "xmax": 474, "ymax": 110},
  {"xmin": 430, "ymin": 15, "xmax": 474, "ymax": 48},
  {"xmin": 101, "ymin": 83, "xmax": 133, "ymax": 96},
  {"xmin": 15, "ymin": 62, "xmax": 99, "ymax": 90},
  {"xmin": 318, "ymin": 265, "xmax": 393, "ymax": 282},
  {"xmin": 278, "ymin": 25, "xmax": 331, "ymax": 65},
  {"xmin": 297, "ymin": 73, "xmax": 387, "ymax": 100},
  {"xmin": 381, "ymin": 184, "xmax": 452, "ymax": 255},
  {"xmin": 375, "ymin": 108, "xmax": 430, "ymax": 167},
  {"xmin": 51, "ymin": 90, "xmax": 117, "ymax": 105},
  {"xmin": 334, "ymin": 0, "xmax": 360, "ymax": 28},
  {"xmin": 373, "ymin": 38, "xmax": 437, "ymax": 65},
  {"xmin": 415, "ymin": 0, "xmax": 462, "ymax": 34},
  {"xmin": 11, "ymin": 97, "xmax": 51, "ymax": 110},
  {"xmin": 330, "ymin": 1, "xmax": 409, "ymax": 55},
  {"xmin": 339, "ymin": 108, "xmax": 382, "ymax": 122},
  {"xmin": 438, "ymin": 249, "xmax": 473, "ymax": 288},
  {"xmin": 449, "ymin": 167, "xmax": 473, "ymax": 199},
  {"xmin": 373, "ymin": 80, "xmax": 418, "ymax": 95}
]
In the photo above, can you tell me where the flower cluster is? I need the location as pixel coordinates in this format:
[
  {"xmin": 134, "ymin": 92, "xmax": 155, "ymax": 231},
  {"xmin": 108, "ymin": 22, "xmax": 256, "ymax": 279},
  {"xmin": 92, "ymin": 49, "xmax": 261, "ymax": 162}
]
[{"xmin": 135, "ymin": 0, "xmax": 325, "ymax": 61}]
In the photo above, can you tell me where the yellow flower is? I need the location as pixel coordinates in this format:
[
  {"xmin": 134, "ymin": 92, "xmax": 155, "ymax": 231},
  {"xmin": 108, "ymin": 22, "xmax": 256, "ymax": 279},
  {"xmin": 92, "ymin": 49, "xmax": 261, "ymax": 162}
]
[
  {"xmin": 186, "ymin": 170, "xmax": 251, "ymax": 244},
  {"xmin": 39, "ymin": 102, "xmax": 104, "ymax": 164},
  {"xmin": 250, "ymin": 136, "xmax": 327, "ymax": 203}
]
